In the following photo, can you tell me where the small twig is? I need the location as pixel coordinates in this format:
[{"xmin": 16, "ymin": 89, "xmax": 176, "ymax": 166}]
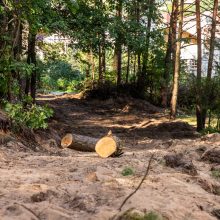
[
  {"xmin": 14, "ymin": 203, "xmax": 41, "ymax": 220},
  {"xmin": 118, "ymin": 154, "xmax": 155, "ymax": 211}
]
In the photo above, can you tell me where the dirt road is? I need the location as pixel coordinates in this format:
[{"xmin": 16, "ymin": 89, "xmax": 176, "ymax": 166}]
[{"xmin": 0, "ymin": 94, "xmax": 219, "ymax": 220}]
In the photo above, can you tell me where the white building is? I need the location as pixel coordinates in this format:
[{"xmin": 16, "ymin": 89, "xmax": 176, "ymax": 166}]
[
  {"xmin": 181, "ymin": 11, "xmax": 220, "ymax": 76},
  {"xmin": 163, "ymin": 6, "xmax": 220, "ymax": 76}
]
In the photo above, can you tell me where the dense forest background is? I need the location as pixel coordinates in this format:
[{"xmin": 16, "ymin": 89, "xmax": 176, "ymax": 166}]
[{"xmin": 0, "ymin": 0, "xmax": 219, "ymax": 132}]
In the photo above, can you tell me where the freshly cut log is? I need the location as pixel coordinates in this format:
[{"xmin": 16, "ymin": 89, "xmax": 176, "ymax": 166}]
[
  {"xmin": 61, "ymin": 133, "xmax": 98, "ymax": 151},
  {"xmin": 61, "ymin": 131, "xmax": 122, "ymax": 158},
  {"xmin": 95, "ymin": 131, "xmax": 122, "ymax": 158}
]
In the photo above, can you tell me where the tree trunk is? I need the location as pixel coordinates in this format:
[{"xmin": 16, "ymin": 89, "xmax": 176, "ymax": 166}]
[
  {"xmin": 27, "ymin": 32, "xmax": 37, "ymax": 102},
  {"xmin": 61, "ymin": 131, "xmax": 122, "ymax": 158},
  {"xmin": 98, "ymin": 43, "xmax": 103, "ymax": 85},
  {"xmin": 97, "ymin": 0, "xmax": 105, "ymax": 86},
  {"xmin": 170, "ymin": 0, "xmax": 184, "ymax": 119},
  {"xmin": 161, "ymin": 0, "xmax": 176, "ymax": 107},
  {"xmin": 195, "ymin": 0, "xmax": 204, "ymax": 131},
  {"xmin": 126, "ymin": 48, "xmax": 130, "ymax": 84},
  {"xmin": 136, "ymin": 0, "xmax": 143, "ymax": 91},
  {"xmin": 141, "ymin": 0, "xmax": 154, "ymax": 89},
  {"xmin": 207, "ymin": 0, "xmax": 218, "ymax": 80},
  {"xmin": 171, "ymin": 0, "xmax": 178, "ymax": 68},
  {"xmin": 90, "ymin": 49, "xmax": 95, "ymax": 82},
  {"xmin": 114, "ymin": 0, "xmax": 123, "ymax": 88}
]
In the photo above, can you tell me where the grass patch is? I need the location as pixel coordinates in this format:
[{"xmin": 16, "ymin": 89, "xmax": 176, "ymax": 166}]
[
  {"xmin": 121, "ymin": 167, "xmax": 134, "ymax": 176},
  {"xmin": 178, "ymin": 115, "xmax": 197, "ymax": 126},
  {"xmin": 211, "ymin": 170, "xmax": 220, "ymax": 179},
  {"xmin": 117, "ymin": 210, "xmax": 163, "ymax": 220}
]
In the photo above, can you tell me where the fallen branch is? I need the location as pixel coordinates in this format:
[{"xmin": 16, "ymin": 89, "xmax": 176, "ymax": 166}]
[
  {"xmin": 118, "ymin": 154, "xmax": 154, "ymax": 211},
  {"xmin": 14, "ymin": 203, "xmax": 40, "ymax": 220}
]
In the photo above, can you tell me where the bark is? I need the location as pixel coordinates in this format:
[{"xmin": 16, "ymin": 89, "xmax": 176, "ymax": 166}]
[
  {"xmin": 114, "ymin": 0, "xmax": 123, "ymax": 87},
  {"xmin": 170, "ymin": 0, "xmax": 184, "ymax": 119},
  {"xmin": 171, "ymin": 0, "xmax": 178, "ymax": 67},
  {"xmin": 98, "ymin": 43, "xmax": 103, "ymax": 85},
  {"xmin": 136, "ymin": 0, "xmax": 143, "ymax": 90},
  {"xmin": 126, "ymin": 48, "xmax": 130, "ymax": 84},
  {"xmin": 26, "ymin": 32, "xmax": 37, "ymax": 102},
  {"xmin": 141, "ymin": 0, "xmax": 154, "ymax": 89},
  {"xmin": 97, "ymin": 0, "xmax": 105, "ymax": 86},
  {"xmin": 90, "ymin": 49, "xmax": 95, "ymax": 82},
  {"xmin": 102, "ymin": 33, "xmax": 106, "ymax": 78},
  {"xmin": 195, "ymin": 0, "xmax": 204, "ymax": 131},
  {"xmin": 133, "ymin": 54, "xmax": 137, "ymax": 79}
]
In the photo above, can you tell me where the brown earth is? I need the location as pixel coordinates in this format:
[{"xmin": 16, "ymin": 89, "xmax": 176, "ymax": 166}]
[{"xmin": 0, "ymin": 94, "xmax": 220, "ymax": 220}]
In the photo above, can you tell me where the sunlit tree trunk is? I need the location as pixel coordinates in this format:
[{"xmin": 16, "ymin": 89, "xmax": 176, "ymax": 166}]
[
  {"xmin": 170, "ymin": 0, "xmax": 184, "ymax": 119},
  {"xmin": 161, "ymin": 0, "xmax": 177, "ymax": 107}
]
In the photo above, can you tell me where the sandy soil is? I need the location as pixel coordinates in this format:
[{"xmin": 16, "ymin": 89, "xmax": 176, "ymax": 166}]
[{"xmin": 0, "ymin": 94, "xmax": 220, "ymax": 220}]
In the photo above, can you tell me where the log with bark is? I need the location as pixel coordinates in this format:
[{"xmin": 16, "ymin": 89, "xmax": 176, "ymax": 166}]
[{"xmin": 61, "ymin": 131, "xmax": 123, "ymax": 158}]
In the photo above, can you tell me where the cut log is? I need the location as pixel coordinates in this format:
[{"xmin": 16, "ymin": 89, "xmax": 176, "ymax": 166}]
[
  {"xmin": 61, "ymin": 131, "xmax": 122, "ymax": 158},
  {"xmin": 61, "ymin": 133, "xmax": 98, "ymax": 151},
  {"xmin": 95, "ymin": 131, "xmax": 122, "ymax": 158}
]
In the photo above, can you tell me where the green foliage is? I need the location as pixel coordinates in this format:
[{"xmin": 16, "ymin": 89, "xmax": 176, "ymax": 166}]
[
  {"xmin": 38, "ymin": 43, "xmax": 84, "ymax": 92},
  {"xmin": 4, "ymin": 102, "xmax": 53, "ymax": 130},
  {"xmin": 211, "ymin": 170, "xmax": 220, "ymax": 179},
  {"xmin": 121, "ymin": 167, "xmax": 134, "ymax": 176},
  {"xmin": 118, "ymin": 210, "xmax": 163, "ymax": 220}
]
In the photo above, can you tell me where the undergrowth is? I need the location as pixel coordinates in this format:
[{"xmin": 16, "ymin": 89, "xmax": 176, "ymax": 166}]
[
  {"xmin": 4, "ymin": 102, "xmax": 53, "ymax": 130},
  {"xmin": 117, "ymin": 210, "xmax": 163, "ymax": 220}
]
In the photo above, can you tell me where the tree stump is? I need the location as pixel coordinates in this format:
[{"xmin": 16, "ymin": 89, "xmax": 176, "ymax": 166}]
[{"xmin": 61, "ymin": 131, "xmax": 122, "ymax": 158}]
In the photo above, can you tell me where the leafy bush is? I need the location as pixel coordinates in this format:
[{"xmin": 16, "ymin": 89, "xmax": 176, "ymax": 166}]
[{"xmin": 4, "ymin": 102, "xmax": 53, "ymax": 129}]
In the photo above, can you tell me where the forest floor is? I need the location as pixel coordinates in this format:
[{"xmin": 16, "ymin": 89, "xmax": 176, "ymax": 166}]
[{"xmin": 1, "ymin": 93, "xmax": 220, "ymax": 220}]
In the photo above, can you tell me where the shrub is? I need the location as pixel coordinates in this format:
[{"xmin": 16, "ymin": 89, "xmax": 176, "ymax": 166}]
[{"xmin": 4, "ymin": 102, "xmax": 53, "ymax": 129}]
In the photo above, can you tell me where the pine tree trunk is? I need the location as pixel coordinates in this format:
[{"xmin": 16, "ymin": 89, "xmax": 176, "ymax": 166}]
[
  {"xmin": 142, "ymin": 0, "xmax": 154, "ymax": 89},
  {"xmin": 161, "ymin": 0, "xmax": 176, "ymax": 107},
  {"xmin": 126, "ymin": 48, "xmax": 130, "ymax": 84},
  {"xmin": 171, "ymin": 0, "xmax": 178, "ymax": 68},
  {"xmin": 114, "ymin": 0, "xmax": 123, "ymax": 88},
  {"xmin": 170, "ymin": 0, "xmax": 184, "ymax": 119},
  {"xmin": 98, "ymin": 43, "xmax": 103, "ymax": 85},
  {"xmin": 195, "ymin": 0, "xmax": 204, "ymax": 131},
  {"xmin": 207, "ymin": 0, "xmax": 218, "ymax": 80}
]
